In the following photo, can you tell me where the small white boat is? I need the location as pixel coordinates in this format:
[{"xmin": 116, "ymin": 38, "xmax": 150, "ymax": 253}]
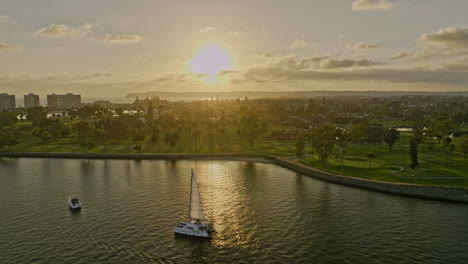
[
  {"xmin": 68, "ymin": 197, "xmax": 81, "ymax": 209},
  {"xmin": 174, "ymin": 169, "xmax": 214, "ymax": 238}
]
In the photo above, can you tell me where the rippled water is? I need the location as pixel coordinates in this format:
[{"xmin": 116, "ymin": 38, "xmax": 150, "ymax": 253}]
[{"xmin": 0, "ymin": 158, "xmax": 467, "ymax": 264}]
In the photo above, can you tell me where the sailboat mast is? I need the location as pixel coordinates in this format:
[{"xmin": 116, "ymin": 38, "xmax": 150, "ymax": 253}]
[{"xmin": 189, "ymin": 169, "xmax": 194, "ymax": 220}]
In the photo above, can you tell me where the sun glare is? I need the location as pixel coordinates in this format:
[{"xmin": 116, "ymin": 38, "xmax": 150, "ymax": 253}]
[{"xmin": 189, "ymin": 44, "xmax": 233, "ymax": 83}]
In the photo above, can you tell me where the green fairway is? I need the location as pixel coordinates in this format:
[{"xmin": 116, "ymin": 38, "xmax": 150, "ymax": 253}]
[
  {"xmin": 5, "ymin": 129, "xmax": 468, "ymax": 188},
  {"xmin": 302, "ymin": 136, "xmax": 468, "ymax": 188}
]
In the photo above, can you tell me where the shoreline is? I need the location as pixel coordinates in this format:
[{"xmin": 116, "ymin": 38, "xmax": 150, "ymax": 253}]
[{"xmin": 1, "ymin": 151, "xmax": 467, "ymax": 204}]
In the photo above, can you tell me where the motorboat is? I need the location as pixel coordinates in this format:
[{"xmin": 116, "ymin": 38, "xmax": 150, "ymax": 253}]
[{"xmin": 68, "ymin": 197, "xmax": 81, "ymax": 209}]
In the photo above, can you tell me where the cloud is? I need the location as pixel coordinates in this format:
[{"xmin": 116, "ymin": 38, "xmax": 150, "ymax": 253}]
[
  {"xmin": 275, "ymin": 56, "xmax": 325, "ymax": 70},
  {"xmin": 238, "ymin": 65, "xmax": 468, "ymax": 85},
  {"xmin": 352, "ymin": 0, "xmax": 394, "ymax": 11},
  {"xmin": 412, "ymin": 48, "xmax": 468, "ymax": 61},
  {"xmin": 352, "ymin": 42, "xmax": 381, "ymax": 50},
  {"xmin": 391, "ymin": 52, "xmax": 411, "ymax": 60},
  {"xmin": 263, "ymin": 55, "xmax": 382, "ymax": 70},
  {"xmin": 0, "ymin": 43, "xmax": 23, "ymax": 53},
  {"xmin": 320, "ymin": 58, "xmax": 383, "ymax": 69},
  {"xmin": 34, "ymin": 24, "xmax": 93, "ymax": 38},
  {"xmin": 218, "ymin": 70, "xmax": 238, "ymax": 76},
  {"xmin": 80, "ymin": 72, "xmax": 113, "ymax": 80},
  {"xmin": 199, "ymin": 26, "xmax": 216, "ymax": 33},
  {"xmin": 152, "ymin": 73, "xmax": 201, "ymax": 83},
  {"xmin": 289, "ymin": 38, "xmax": 315, "ymax": 49},
  {"xmin": 226, "ymin": 53, "xmax": 467, "ymax": 86},
  {"xmin": 401, "ymin": 27, "xmax": 468, "ymax": 61},
  {"xmin": 421, "ymin": 26, "xmax": 468, "ymax": 49},
  {"xmin": 441, "ymin": 58, "xmax": 468, "ymax": 71},
  {"xmin": 0, "ymin": 15, "xmax": 15, "ymax": 24},
  {"xmin": 104, "ymin": 34, "xmax": 142, "ymax": 44}
]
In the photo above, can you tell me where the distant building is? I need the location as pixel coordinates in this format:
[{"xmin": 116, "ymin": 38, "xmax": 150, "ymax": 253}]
[
  {"xmin": 93, "ymin": 100, "xmax": 112, "ymax": 108},
  {"xmin": 0, "ymin": 93, "xmax": 16, "ymax": 111},
  {"xmin": 132, "ymin": 96, "xmax": 163, "ymax": 108},
  {"xmin": 24, "ymin": 93, "xmax": 40, "ymax": 108},
  {"xmin": 47, "ymin": 93, "xmax": 81, "ymax": 108}
]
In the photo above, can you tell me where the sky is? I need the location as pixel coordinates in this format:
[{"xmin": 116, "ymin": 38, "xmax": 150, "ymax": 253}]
[{"xmin": 1, "ymin": 0, "xmax": 468, "ymax": 97}]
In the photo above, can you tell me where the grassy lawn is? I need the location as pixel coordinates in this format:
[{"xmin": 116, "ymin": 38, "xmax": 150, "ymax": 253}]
[
  {"xmin": 302, "ymin": 134, "xmax": 468, "ymax": 188},
  {"xmin": 5, "ymin": 129, "xmax": 468, "ymax": 188}
]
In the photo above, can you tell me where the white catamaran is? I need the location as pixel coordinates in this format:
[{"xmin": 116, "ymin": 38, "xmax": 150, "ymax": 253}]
[{"xmin": 174, "ymin": 169, "xmax": 214, "ymax": 238}]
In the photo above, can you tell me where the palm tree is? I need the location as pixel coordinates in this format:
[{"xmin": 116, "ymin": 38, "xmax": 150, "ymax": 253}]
[
  {"xmin": 461, "ymin": 135, "xmax": 468, "ymax": 162},
  {"xmin": 449, "ymin": 144, "xmax": 455, "ymax": 165},
  {"xmin": 366, "ymin": 151, "xmax": 376, "ymax": 168},
  {"xmin": 443, "ymin": 136, "xmax": 452, "ymax": 167},
  {"xmin": 35, "ymin": 129, "xmax": 52, "ymax": 151},
  {"xmin": 193, "ymin": 129, "xmax": 201, "ymax": 152}
]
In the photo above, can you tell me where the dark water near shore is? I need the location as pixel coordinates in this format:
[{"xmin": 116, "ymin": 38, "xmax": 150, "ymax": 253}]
[{"xmin": 0, "ymin": 158, "xmax": 467, "ymax": 264}]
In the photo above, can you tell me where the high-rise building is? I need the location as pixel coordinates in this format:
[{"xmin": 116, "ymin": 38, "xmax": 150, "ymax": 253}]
[
  {"xmin": 47, "ymin": 93, "xmax": 81, "ymax": 108},
  {"xmin": 0, "ymin": 93, "xmax": 16, "ymax": 111},
  {"xmin": 24, "ymin": 93, "xmax": 40, "ymax": 108}
]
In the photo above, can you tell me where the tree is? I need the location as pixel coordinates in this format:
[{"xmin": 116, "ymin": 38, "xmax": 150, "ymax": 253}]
[
  {"xmin": 434, "ymin": 119, "xmax": 457, "ymax": 143},
  {"xmin": 80, "ymin": 136, "xmax": 95, "ymax": 150},
  {"xmin": 310, "ymin": 124, "xmax": 338, "ymax": 169},
  {"xmin": 76, "ymin": 105, "xmax": 102, "ymax": 120},
  {"xmin": 115, "ymin": 107, "xmax": 124, "ymax": 117},
  {"xmin": 27, "ymin": 107, "xmax": 47, "ymax": 126},
  {"xmin": 442, "ymin": 136, "xmax": 452, "ymax": 167},
  {"xmin": 348, "ymin": 123, "xmax": 367, "ymax": 144},
  {"xmin": 238, "ymin": 111, "xmax": 263, "ymax": 149},
  {"xmin": 34, "ymin": 129, "xmax": 52, "ymax": 151},
  {"xmin": 366, "ymin": 151, "xmax": 376, "ymax": 168},
  {"xmin": 0, "ymin": 112, "xmax": 18, "ymax": 128},
  {"xmin": 348, "ymin": 122, "xmax": 384, "ymax": 144},
  {"xmin": 150, "ymin": 126, "xmax": 160, "ymax": 143},
  {"xmin": 74, "ymin": 121, "xmax": 91, "ymax": 138},
  {"xmin": 218, "ymin": 124, "xmax": 227, "ymax": 152},
  {"xmin": 295, "ymin": 132, "xmax": 306, "ymax": 159},
  {"xmin": 425, "ymin": 127, "xmax": 437, "ymax": 151},
  {"xmin": 335, "ymin": 129, "xmax": 349, "ymax": 173},
  {"xmin": 409, "ymin": 137, "xmax": 419, "ymax": 169},
  {"xmin": 146, "ymin": 100, "xmax": 155, "ymax": 119},
  {"xmin": 132, "ymin": 128, "xmax": 145, "ymax": 142},
  {"xmin": 193, "ymin": 129, "xmax": 201, "ymax": 152},
  {"xmin": 133, "ymin": 144, "xmax": 143, "ymax": 152},
  {"xmin": 93, "ymin": 127, "xmax": 108, "ymax": 151},
  {"xmin": 460, "ymin": 135, "xmax": 468, "ymax": 162},
  {"xmin": 367, "ymin": 123, "xmax": 385, "ymax": 144},
  {"xmin": 0, "ymin": 127, "xmax": 19, "ymax": 151},
  {"xmin": 164, "ymin": 130, "xmax": 179, "ymax": 149},
  {"xmin": 73, "ymin": 121, "xmax": 96, "ymax": 151},
  {"xmin": 449, "ymin": 144, "xmax": 455, "ymax": 165},
  {"xmin": 306, "ymin": 98, "xmax": 316, "ymax": 114},
  {"xmin": 383, "ymin": 128, "xmax": 400, "ymax": 150}
]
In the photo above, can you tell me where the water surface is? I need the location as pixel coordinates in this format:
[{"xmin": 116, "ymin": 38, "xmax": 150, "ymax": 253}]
[{"xmin": 0, "ymin": 158, "xmax": 467, "ymax": 263}]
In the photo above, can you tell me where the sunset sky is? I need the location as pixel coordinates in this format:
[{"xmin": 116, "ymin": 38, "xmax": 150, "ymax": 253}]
[{"xmin": 1, "ymin": 0, "xmax": 468, "ymax": 97}]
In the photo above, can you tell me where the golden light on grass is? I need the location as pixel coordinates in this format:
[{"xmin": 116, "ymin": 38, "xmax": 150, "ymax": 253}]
[{"xmin": 189, "ymin": 43, "xmax": 234, "ymax": 83}]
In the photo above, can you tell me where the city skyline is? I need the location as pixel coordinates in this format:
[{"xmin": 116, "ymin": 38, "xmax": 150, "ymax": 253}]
[
  {"xmin": 0, "ymin": 92, "xmax": 83, "ymax": 109},
  {"xmin": 1, "ymin": 0, "xmax": 468, "ymax": 97}
]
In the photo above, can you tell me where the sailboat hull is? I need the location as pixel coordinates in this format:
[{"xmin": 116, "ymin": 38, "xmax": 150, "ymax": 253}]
[{"xmin": 174, "ymin": 222, "xmax": 212, "ymax": 238}]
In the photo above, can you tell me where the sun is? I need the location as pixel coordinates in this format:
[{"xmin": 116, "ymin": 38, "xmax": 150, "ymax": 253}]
[{"xmin": 189, "ymin": 43, "xmax": 233, "ymax": 83}]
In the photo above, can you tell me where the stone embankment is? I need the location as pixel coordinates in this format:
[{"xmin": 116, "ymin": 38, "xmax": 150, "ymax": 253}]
[
  {"xmin": 1, "ymin": 152, "xmax": 467, "ymax": 204},
  {"xmin": 270, "ymin": 156, "xmax": 468, "ymax": 204}
]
